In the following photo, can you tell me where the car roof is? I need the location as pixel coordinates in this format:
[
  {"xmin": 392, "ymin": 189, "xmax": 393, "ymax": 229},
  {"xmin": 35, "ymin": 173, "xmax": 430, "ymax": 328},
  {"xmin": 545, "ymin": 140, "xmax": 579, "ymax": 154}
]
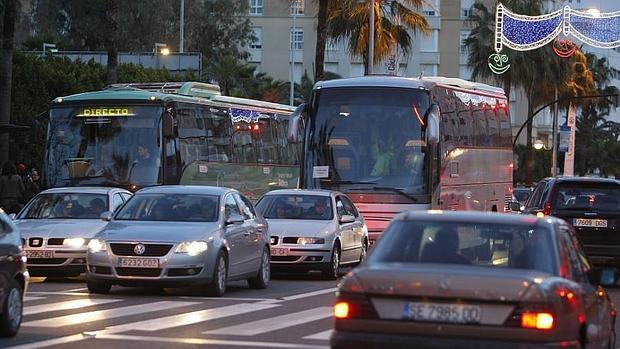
[
  {"xmin": 396, "ymin": 210, "xmax": 559, "ymax": 228},
  {"xmin": 40, "ymin": 187, "xmax": 128, "ymax": 195},
  {"xmin": 551, "ymin": 176, "xmax": 620, "ymax": 185},
  {"xmin": 135, "ymin": 185, "xmax": 232, "ymax": 196},
  {"xmin": 259, "ymin": 189, "xmax": 340, "ymax": 197}
]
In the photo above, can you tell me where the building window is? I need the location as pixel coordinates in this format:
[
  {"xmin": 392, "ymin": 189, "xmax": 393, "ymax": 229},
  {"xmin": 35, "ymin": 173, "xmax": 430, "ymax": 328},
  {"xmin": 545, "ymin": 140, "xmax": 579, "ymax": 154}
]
[
  {"xmin": 460, "ymin": 31, "xmax": 471, "ymax": 54},
  {"xmin": 290, "ymin": 0, "xmax": 304, "ymax": 15},
  {"xmin": 250, "ymin": 27, "xmax": 262, "ymax": 49},
  {"xmin": 420, "ymin": 29, "xmax": 438, "ymax": 52},
  {"xmin": 422, "ymin": 10, "xmax": 436, "ymax": 16},
  {"xmin": 290, "ymin": 28, "xmax": 304, "ymax": 50},
  {"xmin": 461, "ymin": 8, "xmax": 472, "ymax": 18},
  {"xmin": 249, "ymin": 0, "xmax": 263, "ymax": 15},
  {"xmin": 326, "ymin": 38, "xmax": 338, "ymax": 52},
  {"xmin": 461, "ymin": 0, "xmax": 474, "ymax": 18}
]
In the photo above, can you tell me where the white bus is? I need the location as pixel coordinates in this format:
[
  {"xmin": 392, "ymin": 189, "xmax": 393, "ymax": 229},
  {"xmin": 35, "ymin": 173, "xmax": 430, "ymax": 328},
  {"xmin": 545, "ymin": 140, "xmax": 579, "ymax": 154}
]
[{"xmin": 288, "ymin": 76, "xmax": 513, "ymax": 244}]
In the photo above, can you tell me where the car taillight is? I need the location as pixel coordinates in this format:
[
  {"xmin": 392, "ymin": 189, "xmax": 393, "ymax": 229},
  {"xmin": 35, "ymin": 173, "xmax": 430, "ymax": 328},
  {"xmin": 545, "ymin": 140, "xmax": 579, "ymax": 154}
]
[
  {"xmin": 542, "ymin": 202, "xmax": 552, "ymax": 216},
  {"xmin": 521, "ymin": 312, "xmax": 554, "ymax": 330},
  {"xmin": 334, "ymin": 292, "xmax": 379, "ymax": 320}
]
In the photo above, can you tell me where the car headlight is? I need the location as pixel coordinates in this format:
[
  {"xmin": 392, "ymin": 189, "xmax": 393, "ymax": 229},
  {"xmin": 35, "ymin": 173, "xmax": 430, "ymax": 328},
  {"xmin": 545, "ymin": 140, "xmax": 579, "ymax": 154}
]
[
  {"xmin": 175, "ymin": 241, "xmax": 208, "ymax": 256},
  {"xmin": 63, "ymin": 238, "xmax": 86, "ymax": 248},
  {"xmin": 297, "ymin": 237, "xmax": 325, "ymax": 245},
  {"xmin": 87, "ymin": 239, "xmax": 107, "ymax": 253}
]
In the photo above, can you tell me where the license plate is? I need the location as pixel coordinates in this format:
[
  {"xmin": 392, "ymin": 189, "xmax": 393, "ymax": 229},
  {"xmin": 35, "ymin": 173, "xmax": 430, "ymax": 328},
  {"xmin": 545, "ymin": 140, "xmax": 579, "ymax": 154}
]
[
  {"xmin": 25, "ymin": 250, "xmax": 54, "ymax": 259},
  {"xmin": 117, "ymin": 257, "xmax": 159, "ymax": 268},
  {"xmin": 574, "ymin": 218, "xmax": 608, "ymax": 228},
  {"xmin": 403, "ymin": 302, "xmax": 481, "ymax": 324},
  {"xmin": 271, "ymin": 247, "xmax": 288, "ymax": 256}
]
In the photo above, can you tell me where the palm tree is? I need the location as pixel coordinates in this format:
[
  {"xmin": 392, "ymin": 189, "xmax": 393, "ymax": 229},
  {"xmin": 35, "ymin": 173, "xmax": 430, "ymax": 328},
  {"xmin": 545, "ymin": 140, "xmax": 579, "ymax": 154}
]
[
  {"xmin": 315, "ymin": 0, "xmax": 329, "ymax": 81},
  {"xmin": 327, "ymin": 0, "xmax": 430, "ymax": 74},
  {"xmin": 204, "ymin": 55, "xmax": 252, "ymax": 96},
  {"xmin": 0, "ymin": 0, "xmax": 17, "ymax": 164},
  {"xmin": 105, "ymin": 0, "xmax": 120, "ymax": 85}
]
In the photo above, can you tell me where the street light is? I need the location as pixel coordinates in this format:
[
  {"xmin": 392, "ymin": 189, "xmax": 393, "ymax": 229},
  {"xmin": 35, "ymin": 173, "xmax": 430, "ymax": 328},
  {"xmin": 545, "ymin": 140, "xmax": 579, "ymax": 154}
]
[
  {"xmin": 42, "ymin": 43, "xmax": 57, "ymax": 53},
  {"xmin": 154, "ymin": 43, "xmax": 169, "ymax": 55},
  {"xmin": 533, "ymin": 139, "xmax": 545, "ymax": 150}
]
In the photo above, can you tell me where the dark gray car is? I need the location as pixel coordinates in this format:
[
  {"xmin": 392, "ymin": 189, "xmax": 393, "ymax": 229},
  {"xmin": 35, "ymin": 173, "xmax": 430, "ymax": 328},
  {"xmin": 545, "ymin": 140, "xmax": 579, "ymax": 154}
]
[{"xmin": 86, "ymin": 185, "xmax": 270, "ymax": 296}]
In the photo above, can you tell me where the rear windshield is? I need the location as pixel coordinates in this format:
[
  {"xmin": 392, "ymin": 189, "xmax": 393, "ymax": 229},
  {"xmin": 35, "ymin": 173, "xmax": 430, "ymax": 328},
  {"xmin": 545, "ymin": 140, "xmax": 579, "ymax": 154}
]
[
  {"xmin": 369, "ymin": 220, "xmax": 557, "ymax": 274},
  {"xmin": 115, "ymin": 194, "xmax": 219, "ymax": 222},
  {"xmin": 513, "ymin": 189, "xmax": 531, "ymax": 203},
  {"xmin": 19, "ymin": 193, "xmax": 109, "ymax": 219},
  {"xmin": 256, "ymin": 195, "xmax": 333, "ymax": 220},
  {"xmin": 555, "ymin": 183, "xmax": 620, "ymax": 211}
]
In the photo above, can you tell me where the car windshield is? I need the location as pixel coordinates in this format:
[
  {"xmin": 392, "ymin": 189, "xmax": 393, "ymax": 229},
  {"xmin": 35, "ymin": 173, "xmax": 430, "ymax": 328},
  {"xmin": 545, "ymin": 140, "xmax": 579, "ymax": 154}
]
[
  {"xmin": 19, "ymin": 193, "xmax": 109, "ymax": 219},
  {"xmin": 555, "ymin": 183, "xmax": 620, "ymax": 211},
  {"xmin": 256, "ymin": 195, "xmax": 333, "ymax": 220},
  {"xmin": 368, "ymin": 220, "xmax": 557, "ymax": 274},
  {"xmin": 115, "ymin": 193, "xmax": 219, "ymax": 222}
]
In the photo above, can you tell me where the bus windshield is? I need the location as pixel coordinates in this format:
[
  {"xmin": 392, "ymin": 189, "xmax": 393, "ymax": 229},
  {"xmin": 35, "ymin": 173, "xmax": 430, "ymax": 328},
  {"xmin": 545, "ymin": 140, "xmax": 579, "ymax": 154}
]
[
  {"xmin": 44, "ymin": 105, "xmax": 162, "ymax": 188},
  {"xmin": 308, "ymin": 87, "xmax": 430, "ymax": 197}
]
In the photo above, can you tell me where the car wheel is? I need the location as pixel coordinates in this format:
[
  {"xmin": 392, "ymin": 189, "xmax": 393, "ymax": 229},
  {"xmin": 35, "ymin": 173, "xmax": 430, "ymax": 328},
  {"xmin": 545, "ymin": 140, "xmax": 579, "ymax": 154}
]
[
  {"xmin": 322, "ymin": 244, "xmax": 341, "ymax": 280},
  {"xmin": 206, "ymin": 252, "xmax": 228, "ymax": 297},
  {"xmin": 248, "ymin": 247, "xmax": 270, "ymax": 289},
  {"xmin": 0, "ymin": 280, "xmax": 23, "ymax": 337},
  {"xmin": 86, "ymin": 278, "xmax": 111, "ymax": 294}
]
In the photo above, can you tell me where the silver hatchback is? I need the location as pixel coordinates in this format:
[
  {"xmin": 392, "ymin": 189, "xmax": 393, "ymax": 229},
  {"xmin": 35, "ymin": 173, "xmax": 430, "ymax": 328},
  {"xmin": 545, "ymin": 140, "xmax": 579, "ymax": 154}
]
[
  {"xmin": 86, "ymin": 185, "xmax": 270, "ymax": 296},
  {"xmin": 256, "ymin": 189, "xmax": 368, "ymax": 279}
]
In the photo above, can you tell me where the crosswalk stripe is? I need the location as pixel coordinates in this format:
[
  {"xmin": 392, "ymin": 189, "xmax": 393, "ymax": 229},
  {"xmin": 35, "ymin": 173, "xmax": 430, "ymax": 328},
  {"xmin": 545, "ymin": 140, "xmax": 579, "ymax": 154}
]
[
  {"xmin": 104, "ymin": 303, "xmax": 280, "ymax": 333},
  {"xmin": 23, "ymin": 301, "xmax": 197, "ymax": 328},
  {"xmin": 23, "ymin": 296, "xmax": 46, "ymax": 302},
  {"xmin": 24, "ymin": 298, "xmax": 123, "ymax": 316},
  {"xmin": 303, "ymin": 330, "xmax": 333, "ymax": 341},
  {"xmin": 205, "ymin": 306, "xmax": 332, "ymax": 336}
]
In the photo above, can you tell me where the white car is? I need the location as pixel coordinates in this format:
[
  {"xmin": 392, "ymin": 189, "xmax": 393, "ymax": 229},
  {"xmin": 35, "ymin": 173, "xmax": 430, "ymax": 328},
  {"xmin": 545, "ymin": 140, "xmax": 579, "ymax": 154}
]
[
  {"xmin": 14, "ymin": 187, "xmax": 132, "ymax": 277},
  {"xmin": 255, "ymin": 189, "xmax": 368, "ymax": 279}
]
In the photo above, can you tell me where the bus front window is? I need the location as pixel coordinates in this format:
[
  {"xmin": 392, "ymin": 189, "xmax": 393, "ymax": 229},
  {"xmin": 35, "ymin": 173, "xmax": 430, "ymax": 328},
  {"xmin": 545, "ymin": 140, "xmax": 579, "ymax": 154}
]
[
  {"xmin": 45, "ymin": 106, "xmax": 163, "ymax": 188},
  {"xmin": 309, "ymin": 87, "xmax": 430, "ymax": 198}
]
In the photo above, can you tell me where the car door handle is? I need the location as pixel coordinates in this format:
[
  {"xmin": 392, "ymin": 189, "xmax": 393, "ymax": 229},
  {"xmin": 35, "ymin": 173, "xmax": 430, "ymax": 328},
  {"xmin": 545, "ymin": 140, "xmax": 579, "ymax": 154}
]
[{"xmin": 243, "ymin": 232, "xmax": 251, "ymax": 237}]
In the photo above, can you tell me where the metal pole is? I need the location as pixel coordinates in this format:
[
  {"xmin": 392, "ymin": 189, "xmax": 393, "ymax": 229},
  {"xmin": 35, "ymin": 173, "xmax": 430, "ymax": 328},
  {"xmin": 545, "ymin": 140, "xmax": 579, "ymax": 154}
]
[
  {"xmin": 180, "ymin": 0, "xmax": 185, "ymax": 53},
  {"xmin": 551, "ymin": 88, "xmax": 559, "ymax": 176},
  {"xmin": 289, "ymin": 0, "xmax": 297, "ymax": 106},
  {"xmin": 368, "ymin": 0, "xmax": 375, "ymax": 74}
]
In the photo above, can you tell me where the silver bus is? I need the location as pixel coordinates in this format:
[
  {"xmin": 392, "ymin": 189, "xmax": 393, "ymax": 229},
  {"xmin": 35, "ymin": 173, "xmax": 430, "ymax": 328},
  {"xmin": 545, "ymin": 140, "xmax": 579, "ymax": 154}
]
[{"xmin": 288, "ymin": 76, "xmax": 513, "ymax": 244}]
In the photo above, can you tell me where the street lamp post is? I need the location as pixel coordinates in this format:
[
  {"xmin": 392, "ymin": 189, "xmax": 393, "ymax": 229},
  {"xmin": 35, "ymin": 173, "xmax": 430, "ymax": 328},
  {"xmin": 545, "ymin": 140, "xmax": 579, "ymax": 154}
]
[
  {"xmin": 551, "ymin": 88, "xmax": 559, "ymax": 176},
  {"xmin": 180, "ymin": 0, "xmax": 185, "ymax": 53},
  {"xmin": 289, "ymin": 0, "xmax": 299, "ymax": 106}
]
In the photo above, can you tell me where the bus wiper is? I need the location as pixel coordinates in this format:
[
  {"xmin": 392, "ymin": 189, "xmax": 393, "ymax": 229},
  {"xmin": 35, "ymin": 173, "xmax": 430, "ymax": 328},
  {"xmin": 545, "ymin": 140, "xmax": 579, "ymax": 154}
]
[
  {"xmin": 370, "ymin": 186, "xmax": 419, "ymax": 203},
  {"xmin": 328, "ymin": 180, "xmax": 376, "ymax": 185}
]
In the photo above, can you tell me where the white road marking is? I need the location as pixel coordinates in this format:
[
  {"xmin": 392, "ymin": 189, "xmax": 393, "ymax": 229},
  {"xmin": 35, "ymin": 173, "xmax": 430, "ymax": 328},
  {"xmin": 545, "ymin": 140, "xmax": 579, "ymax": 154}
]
[
  {"xmin": 205, "ymin": 306, "xmax": 332, "ymax": 336},
  {"xmin": 27, "ymin": 291, "xmax": 90, "ymax": 296},
  {"xmin": 277, "ymin": 288, "xmax": 338, "ymax": 302},
  {"xmin": 178, "ymin": 296, "xmax": 273, "ymax": 302},
  {"xmin": 104, "ymin": 302, "xmax": 280, "ymax": 332},
  {"xmin": 95, "ymin": 334, "xmax": 330, "ymax": 349},
  {"xmin": 24, "ymin": 298, "xmax": 123, "ymax": 316},
  {"xmin": 1, "ymin": 333, "xmax": 87, "ymax": 349},
  {"xmin": 23, "ymin": 296, "xmax": 46, "ymax": 302},
  {"xmin": 61, "ymin": 287, "xmax": 88, "ymax": 292},
  {"xmin": 303, "ymin": 330, "xmax": 333, "ymax": 341},
  {"xmin": 23, "ymin": 301, "xmax": 197, "ymax": 328}
]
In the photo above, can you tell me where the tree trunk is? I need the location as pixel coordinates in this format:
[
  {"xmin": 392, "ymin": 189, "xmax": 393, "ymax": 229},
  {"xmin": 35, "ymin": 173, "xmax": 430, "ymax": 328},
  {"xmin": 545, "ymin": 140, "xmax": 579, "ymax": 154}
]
[
  {"xmin": 0, "ymin": 0, "xmax": 17, "ymax": 165},
  {"xmin": 105, "ymin": 0, "xmax": 120, "ymax": 85},
  {"xmin": 314, "ymin": 0, "xmax": 328, "ymax": 82}
]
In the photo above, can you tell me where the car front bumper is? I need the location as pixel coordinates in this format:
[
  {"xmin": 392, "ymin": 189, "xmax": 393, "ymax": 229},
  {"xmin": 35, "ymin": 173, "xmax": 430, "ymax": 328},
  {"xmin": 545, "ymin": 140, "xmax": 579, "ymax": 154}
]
[
  {"xmin": 25, "ymin": 248, "xmax": 87, "ymax": 276},
  {"xmin": 330, "ymin": 330, "xmax": 581, "ymax": 349},
  {"xmin": 269, "ymin": 242, "xmax": 332, "ymax": 267}
]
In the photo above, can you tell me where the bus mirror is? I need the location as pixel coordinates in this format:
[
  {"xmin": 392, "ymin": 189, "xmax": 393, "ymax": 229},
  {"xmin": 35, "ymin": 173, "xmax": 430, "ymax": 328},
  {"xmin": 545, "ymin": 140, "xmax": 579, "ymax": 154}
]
[
  {"xmin": 287, "ymin": 103, "xmax": 306, "ymax": 144},
  {"xmin": 163, "ymin": 113, "xmax": 174, "ymax": 138},
  {"xmin": 426, "ymin": 104, "xmax": 440, "ymax": 145}
]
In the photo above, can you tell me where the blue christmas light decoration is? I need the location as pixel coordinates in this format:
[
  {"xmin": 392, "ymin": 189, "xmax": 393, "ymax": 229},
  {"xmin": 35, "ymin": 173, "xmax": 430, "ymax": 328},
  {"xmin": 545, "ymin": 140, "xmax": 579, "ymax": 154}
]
[
  {"xmin": 490, "ymin": 4, "xmax": 620, "ymax": 74},
  {"xmin": 229, "ymin": 108, "xmax": 261, "ymax": 123}
]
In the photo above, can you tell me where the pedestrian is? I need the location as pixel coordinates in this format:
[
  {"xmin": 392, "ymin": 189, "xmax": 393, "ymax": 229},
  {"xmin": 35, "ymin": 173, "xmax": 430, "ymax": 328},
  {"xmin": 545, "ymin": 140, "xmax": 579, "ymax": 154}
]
[
  {"xmin": 22, "ymin": 168, "xmax": 41, "ymax": 204},
  {"xmin": 0, "ymin": 162, "xmax": 26, "ymax": 214}
]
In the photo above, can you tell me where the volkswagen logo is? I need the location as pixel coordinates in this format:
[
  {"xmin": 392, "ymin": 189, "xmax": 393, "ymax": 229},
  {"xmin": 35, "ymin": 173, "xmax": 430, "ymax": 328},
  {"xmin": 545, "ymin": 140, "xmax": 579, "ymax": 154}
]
[{"xmin": 134, "ymin": 243, "xmax": 146, "ymax": 255}]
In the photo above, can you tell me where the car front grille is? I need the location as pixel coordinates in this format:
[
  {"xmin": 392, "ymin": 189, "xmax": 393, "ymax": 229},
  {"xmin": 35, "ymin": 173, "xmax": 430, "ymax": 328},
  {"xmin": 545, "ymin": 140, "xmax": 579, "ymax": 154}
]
[
  {"xmin": 110, "ymin": 243, "xmax": 172, "ymax": 257},
  {"xmin": 270, "ymin": 236, "xmax": 279, "ymax": 245},
  {"xmin": 89, "ymin": 265, "xmax": 112, "ymax": 275},
  {"xmin": 28, "ymin": 258, "xmax": 67, "ymax": 265},
  {"xmin": 282, "ymin": 237, "xmax": 298, "ymax": 244},
  {"xmin": 115, "ymin": 267, "xmax": 162, "ymax": 277},
  {"xmin": 271, "ymin": 256, "xmax": 302, "ymax": 262},
  {"xmin": 47, "ymin": 238, "xmax": 64, "ymax": 246},
  {"xmin": 28, "ymin": 237, "xmax": 44, "ymax": 248}
]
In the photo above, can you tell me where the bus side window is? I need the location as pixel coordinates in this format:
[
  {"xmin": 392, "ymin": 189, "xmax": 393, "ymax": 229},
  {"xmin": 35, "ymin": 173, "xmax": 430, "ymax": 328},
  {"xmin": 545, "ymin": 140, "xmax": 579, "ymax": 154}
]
[
  {"xmin": 473, "ymin": 105, "xmax": 487, "ymax": 146},
  {"xmin": 487, "ymin": 108, "xmax": 500, "ymax": 147},
  {"xmin": 497, "ymin": 105, "xmax": 511, "ymax": 147}
]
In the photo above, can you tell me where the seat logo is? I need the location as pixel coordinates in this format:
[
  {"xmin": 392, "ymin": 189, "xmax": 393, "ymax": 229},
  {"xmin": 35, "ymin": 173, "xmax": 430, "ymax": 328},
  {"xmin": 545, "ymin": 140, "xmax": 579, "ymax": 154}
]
[
  {"xmin": 30, "ymin": 238, "xmax": 43, "ymax": 247},
  {"xmin": 134, "ymin": 243, "xmax": 146, "ymax": 255}
]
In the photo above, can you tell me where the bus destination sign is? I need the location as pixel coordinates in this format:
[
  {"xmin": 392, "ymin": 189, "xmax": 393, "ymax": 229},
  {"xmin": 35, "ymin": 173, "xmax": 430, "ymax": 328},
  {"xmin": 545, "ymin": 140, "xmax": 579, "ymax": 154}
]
[{"xmin": 76, "ymin": 107, "xmax": 134, "ymax": 118}]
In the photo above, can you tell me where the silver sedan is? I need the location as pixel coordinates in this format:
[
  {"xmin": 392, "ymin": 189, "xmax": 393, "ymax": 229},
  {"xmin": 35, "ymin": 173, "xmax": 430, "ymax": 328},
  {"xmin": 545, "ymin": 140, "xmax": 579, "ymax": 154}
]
[
  {"xmin": 86, "ymin": 185, "xmax": 270, "ymax": 296},
  {"xmin": 255, "ymin": 189, "xmax": 368, "ymax": 279},
  {"xmin": 14, "ymin": 186, "xmax": 132, "ymax": 277}
]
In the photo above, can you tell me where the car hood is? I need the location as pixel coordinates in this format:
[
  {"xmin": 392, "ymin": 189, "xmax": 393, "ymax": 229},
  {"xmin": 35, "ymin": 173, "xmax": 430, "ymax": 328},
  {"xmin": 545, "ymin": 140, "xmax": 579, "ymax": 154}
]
[
  {"xmin": 348, "ymin": 263, "xmax": 556, "ymax": 302},
  {"xmin": 97, "ymin": 220, "xmax": 221, "ymax": 243},
  {"xmin": 265, "ymin": 219, "xmax": 334, "ymax": 237},
  {"xmin": 15, "ymin": 219, "xmax": 109, "ymax": 238}
]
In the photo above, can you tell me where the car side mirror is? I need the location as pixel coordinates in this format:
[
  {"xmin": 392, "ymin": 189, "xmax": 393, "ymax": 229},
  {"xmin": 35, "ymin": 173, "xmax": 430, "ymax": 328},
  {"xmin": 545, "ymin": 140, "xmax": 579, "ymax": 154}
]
[
  {"xmin": 425, "ymin": 104, "xmax": 440, "ymax": 145},
  {"xmin": 590, "ymin": 267, "xmax": 617, "ymax": 287},
  {"xmin": 225, "ymin": 217, "xmax": 244, "ymax": 226},
  {"xmin": 8, "ymin": 213, "xmax": 16, "ymax": 220},
  {"xmin": 287, "ymin": 103, "xmax": 306, "ymax": 144},
  {"xmin": 339, "ymin": 214, "xmax": 355, "ymax": 224},
  {"xmin": 509, "ymin": 201, "xmax": 522, "ymax": 212},
  {"xmin": 100, "ymin": 211, "xmax": 113, "ymax": 222}
]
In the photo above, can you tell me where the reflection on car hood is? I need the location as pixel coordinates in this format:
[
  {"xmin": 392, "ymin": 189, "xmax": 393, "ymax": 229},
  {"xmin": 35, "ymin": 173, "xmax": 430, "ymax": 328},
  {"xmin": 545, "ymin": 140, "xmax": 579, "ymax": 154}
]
[
  {"xmin": 353, "ymin": 263, "xmax": 555, "ymax": 302},
  {"xmin": 97, "ymin": 220, "xmax": 220, "ymax": 243},
  {"xmin": 15, "ymin": 219, "xmax": 109, "ymax": 239},
  {"xmin": 266, "ymin": 219, "xmax": 334, "ymax": 237}
]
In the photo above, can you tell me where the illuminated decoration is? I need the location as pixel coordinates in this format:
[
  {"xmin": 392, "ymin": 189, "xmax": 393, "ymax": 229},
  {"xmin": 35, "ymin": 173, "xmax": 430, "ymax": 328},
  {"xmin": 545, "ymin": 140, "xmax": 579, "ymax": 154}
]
[
  {"xmin": 229, "ymin": 108, "xmax": 261, "ymax": 123},
  {"xmin": 552, "ymin": 37, "xmax": 577, "ymax": 58},
  {"xmin": 490, "ymin": 4, "xmax": 620, "ymax": 74},
  {"xmin": 76, "ymin": 107, "xmax": 134, "ymax": 117}
]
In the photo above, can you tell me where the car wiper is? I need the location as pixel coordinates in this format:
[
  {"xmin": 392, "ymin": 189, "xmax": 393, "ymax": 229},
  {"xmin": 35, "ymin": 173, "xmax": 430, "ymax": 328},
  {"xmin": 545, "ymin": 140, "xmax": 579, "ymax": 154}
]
[{"xmin": 370, "ymin": 186, "xmax": 419, "ymax": 203}]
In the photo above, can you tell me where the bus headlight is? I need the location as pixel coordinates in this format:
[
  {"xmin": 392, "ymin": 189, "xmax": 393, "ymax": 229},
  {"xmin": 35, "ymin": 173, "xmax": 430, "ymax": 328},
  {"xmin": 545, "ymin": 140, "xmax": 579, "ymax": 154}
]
[
  {"xmin": 175, "ymin": 241, "xmax": 208, "ymax": 256},
  {"xmin": 87, "ymin": 239, "xmax": 107, "ymax": 253},
  {"xmin": 63, "ymin": 238, "xmax": 86, "ymax": 248}
]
